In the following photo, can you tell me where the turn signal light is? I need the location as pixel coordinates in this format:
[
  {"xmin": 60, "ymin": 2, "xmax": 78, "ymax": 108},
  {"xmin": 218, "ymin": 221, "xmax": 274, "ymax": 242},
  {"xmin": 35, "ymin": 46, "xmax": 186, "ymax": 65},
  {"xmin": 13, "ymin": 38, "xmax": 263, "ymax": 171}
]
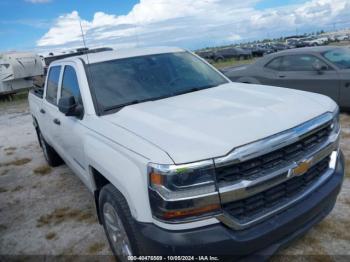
[
  {"xmin": 162, "ymin": 204, "xmax": 220, "ymax": 219},
  {"xmin": 150, "ymin": 172, "xmax": 163, "ymax": 185}
]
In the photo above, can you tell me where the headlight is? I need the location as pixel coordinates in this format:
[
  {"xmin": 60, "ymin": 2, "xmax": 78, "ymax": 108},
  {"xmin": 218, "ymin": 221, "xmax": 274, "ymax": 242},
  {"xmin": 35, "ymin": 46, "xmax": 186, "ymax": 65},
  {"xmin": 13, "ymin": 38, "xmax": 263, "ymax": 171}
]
[
  {"xmin": 331, "ymin": 107, "xmax": 340, "ymax": 135},
  {"xmin": 328, "ymin": 107, "xmax": 341, "ymax": 153},
  {"xmin": 148, "ymin": 160, "xmax": 221, "ymax": 222}
]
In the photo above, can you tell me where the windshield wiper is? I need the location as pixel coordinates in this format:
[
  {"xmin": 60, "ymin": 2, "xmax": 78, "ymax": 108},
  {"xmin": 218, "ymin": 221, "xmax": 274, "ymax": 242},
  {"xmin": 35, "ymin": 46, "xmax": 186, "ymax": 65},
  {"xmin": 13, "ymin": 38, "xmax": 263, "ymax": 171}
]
[
  {"xmin": 172, "ymin": 88, "xmax": 200, "ymax": 97},
  {"xmin": 172, "ymin": 85, "xmax": 216, "ymax": 97},
  {"xmin": 103, "ymin": 85, "xmax": 217, "ymax": 112},
  {"xmin": 103, "ymin": 100, "xmax": 142, "ymax": 112}
]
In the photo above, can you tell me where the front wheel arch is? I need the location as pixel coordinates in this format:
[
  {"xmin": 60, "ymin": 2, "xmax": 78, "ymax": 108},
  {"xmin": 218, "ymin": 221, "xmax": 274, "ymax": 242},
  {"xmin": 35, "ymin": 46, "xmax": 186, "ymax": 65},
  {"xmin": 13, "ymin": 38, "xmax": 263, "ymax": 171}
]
[{"xmin": 99, "ymin": 183, "xmax": 145, "ymax": 257}]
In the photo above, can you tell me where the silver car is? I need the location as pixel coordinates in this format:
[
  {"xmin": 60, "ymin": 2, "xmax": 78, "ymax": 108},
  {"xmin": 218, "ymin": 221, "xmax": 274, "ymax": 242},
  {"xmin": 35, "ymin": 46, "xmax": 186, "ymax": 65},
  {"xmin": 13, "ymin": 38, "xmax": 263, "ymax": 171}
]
[{"xmin": 223, "ymin": 46, "xmax": 350, "ymax": 111}]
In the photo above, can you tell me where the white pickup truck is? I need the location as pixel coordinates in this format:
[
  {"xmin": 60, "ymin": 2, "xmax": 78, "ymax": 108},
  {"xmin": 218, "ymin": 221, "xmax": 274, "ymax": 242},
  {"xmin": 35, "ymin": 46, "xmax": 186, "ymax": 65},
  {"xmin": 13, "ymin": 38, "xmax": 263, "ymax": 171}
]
[{"xmin": 29, "ymin": 47, "xmax": 345, "ymax": 260}]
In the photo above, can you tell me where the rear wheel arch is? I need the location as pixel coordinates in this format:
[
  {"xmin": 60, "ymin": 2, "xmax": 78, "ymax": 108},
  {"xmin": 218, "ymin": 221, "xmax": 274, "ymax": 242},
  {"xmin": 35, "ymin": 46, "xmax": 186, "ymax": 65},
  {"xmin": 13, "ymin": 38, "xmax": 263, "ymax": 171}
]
[
  {"xmin": 32, "ymin": 116, "xmax": 41, "ymax": 146},
  {"xmin": 32, "ymin": 115, "xmax": 39, "ymax": 128},
  {"xmin": 215, "ymin": 56, "xmax": 224, "ymax": 62},
  {"xmin": 32, "ymin": 115, "xmax": 63, "ymax": 166}
]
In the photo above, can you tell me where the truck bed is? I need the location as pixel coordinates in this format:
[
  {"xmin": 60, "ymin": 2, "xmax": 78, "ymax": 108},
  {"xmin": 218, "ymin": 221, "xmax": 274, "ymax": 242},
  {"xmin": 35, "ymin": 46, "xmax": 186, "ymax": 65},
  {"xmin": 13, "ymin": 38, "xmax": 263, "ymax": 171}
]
[{"xmin": 30, "ymin": 86, "xmax": 44, "ymax": 99}]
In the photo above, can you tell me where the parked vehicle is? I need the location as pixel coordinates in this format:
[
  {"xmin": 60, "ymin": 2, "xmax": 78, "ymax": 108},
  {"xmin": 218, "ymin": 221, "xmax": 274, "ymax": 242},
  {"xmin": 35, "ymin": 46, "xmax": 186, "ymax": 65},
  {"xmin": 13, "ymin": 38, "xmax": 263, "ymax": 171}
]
[
  {"xmin": 195, "ymin": 50, "xmax": 215, "ymax": 60},
  {"xmin": 335, "ymin": 34, "xmax": 349, "ymax": 41},
  {"xmin": 323, "ymin": 35, "xmax": 336, "ymax": 42},
  {"xmin": 29, "ymin": 47, "xmax": 344, "ymax": 260},
  {"xmin": 250, "ymin": 44, "xmax": 274, "ymax": 57},
  {"xmin": 213, "ymin": 47, "xmax": 252, "ymax": 61},
  {"xmin": 0, "ymin": 52, "xmax": 43, "ymax": 95},
  {"xmin": 286, "ymin": 39, "xmax": 308, "ymax": 48},
  {"xmin": 223, "ymin": 46, "xmax": 350, "ymax": 111},
  {"xmin": 303, "ymin": 37, "xmax": 328, "ymax": 46},
  {"xmin": 270, "ymin": 43, "xmax": 290, "ymax": 52}
]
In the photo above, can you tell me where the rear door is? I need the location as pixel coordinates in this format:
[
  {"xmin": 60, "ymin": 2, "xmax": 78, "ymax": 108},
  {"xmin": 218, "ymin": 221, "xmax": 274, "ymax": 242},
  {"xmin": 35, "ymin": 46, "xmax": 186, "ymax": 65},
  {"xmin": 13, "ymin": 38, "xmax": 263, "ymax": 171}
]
[
  {"xmin": 42, "ymin": 65, "xmax": 62, "ymax": 146},
  {"xmin": 272, "ymin": 54, "xmax": 340, "ymax": 103}
]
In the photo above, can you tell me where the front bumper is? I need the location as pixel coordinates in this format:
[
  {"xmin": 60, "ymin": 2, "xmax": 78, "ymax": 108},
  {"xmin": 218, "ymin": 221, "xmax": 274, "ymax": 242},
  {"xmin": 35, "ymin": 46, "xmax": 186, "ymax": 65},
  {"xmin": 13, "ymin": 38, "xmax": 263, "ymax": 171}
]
[{"xmin": 134, "ymin": 151, "xmax": 345, "ymax": 258}]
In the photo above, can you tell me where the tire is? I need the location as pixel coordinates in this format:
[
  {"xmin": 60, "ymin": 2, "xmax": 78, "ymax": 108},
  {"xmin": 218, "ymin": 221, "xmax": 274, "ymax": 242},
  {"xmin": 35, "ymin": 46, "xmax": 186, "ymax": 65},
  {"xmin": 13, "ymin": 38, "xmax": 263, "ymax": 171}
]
[
  {"xmin": 38, "ymin": 130, "xmax": 63, "ymax": 167},
  {"xmin": 215, "ymin": 57, "xmax": 223, "ymax": 63},
  {"xmin": 99, "ymin": 184, "xmax": 143, "ymax": 260}
]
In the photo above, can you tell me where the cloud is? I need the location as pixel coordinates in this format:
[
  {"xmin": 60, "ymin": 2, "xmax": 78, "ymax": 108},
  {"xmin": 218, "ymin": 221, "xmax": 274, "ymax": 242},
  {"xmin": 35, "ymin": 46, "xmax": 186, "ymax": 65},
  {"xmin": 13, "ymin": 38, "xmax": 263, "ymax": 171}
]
[
  {"xmin": 37, "ymin": 11, "xmax": 89, "ymax": 46},
  {"xmin": 25, "ymin": 0, "xmax": 51, "ymax": 3},
  {"xmin": 36, "ymin": 0, "xmax": 350, "ymax": 52}
]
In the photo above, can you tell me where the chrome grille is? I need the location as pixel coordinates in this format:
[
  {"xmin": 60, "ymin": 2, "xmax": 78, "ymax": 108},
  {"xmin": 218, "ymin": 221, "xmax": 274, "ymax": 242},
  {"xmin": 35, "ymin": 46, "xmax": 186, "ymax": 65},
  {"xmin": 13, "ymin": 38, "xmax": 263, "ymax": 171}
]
[
  {"xmin": 222, "ymin": 156, "xmax": 330, "ymax": 223},
  {"xmin": 215, "ymin": 112, "xmax": 340, "ymax": 230},
  {"xmin": 215, "ymin": 122, "xmax": 332, "ymax": 186}
]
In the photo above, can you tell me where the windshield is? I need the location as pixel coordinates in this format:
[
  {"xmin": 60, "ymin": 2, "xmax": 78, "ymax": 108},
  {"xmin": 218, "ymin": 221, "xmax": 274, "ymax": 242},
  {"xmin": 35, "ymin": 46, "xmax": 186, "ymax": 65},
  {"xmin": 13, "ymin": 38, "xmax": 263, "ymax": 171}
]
[
  {"xmin": 87, "ymin": 51, "xmax": 228, "ymax": 113},
  {"xmin": 322, "ymin": 48, "xmax": 350, "ymax": 69}
]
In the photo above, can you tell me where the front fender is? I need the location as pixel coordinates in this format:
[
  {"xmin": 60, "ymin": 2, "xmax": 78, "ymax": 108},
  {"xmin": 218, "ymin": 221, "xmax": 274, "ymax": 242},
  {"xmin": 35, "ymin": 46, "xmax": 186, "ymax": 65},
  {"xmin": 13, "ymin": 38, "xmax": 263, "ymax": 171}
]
[{"xmin": 84, "ymin": 132, "xmax": 153, "ymax": 223}]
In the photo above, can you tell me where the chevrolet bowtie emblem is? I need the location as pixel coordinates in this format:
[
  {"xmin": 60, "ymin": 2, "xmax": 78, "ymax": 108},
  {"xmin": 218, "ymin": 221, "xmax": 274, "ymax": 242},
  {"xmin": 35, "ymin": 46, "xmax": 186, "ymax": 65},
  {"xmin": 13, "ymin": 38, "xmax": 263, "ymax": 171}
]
[{"xmin": 288, "ymin": 159, "xmax": 312, "ymax": 178}]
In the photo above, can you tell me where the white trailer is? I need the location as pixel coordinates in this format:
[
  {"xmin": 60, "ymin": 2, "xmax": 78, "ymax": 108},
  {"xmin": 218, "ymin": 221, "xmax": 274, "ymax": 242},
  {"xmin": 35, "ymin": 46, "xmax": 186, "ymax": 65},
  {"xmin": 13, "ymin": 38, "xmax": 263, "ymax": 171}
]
[{"xmin": 0, "ymin": 52, "xmax": 43, "ymax": 95}]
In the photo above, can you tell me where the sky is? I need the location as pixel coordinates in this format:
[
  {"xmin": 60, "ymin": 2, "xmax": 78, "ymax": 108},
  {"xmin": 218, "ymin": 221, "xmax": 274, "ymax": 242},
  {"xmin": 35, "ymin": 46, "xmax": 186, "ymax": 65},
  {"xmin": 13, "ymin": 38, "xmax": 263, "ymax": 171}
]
[{"xmin": 0, "ymin": 0, "xmax": 349, "ymax": 55}]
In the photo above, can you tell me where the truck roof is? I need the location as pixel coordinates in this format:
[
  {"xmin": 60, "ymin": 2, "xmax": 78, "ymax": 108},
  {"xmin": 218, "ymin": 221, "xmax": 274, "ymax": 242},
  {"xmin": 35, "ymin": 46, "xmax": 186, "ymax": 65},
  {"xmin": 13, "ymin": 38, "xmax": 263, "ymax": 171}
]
[
  {"xmin": 272, "ymin": 46, "xmax": 337, "ymax": 55},
  {"xmin": 52, "ymin": 46, "xmax": 185, "ymax": 65}
]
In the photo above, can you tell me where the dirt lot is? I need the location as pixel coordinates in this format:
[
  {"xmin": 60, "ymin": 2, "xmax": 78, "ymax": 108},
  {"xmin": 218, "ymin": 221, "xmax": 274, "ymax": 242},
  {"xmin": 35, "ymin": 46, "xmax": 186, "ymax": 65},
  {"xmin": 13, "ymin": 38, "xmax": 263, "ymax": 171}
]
[{"xmin": 0, "ymin": 98, "xmax": 349, "ymax": 259}]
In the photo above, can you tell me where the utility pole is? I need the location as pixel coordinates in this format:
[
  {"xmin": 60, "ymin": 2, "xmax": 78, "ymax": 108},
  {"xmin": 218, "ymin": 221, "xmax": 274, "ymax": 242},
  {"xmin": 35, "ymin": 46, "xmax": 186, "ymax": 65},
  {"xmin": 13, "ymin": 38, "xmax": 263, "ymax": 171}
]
[{"xmin": 332, "ymin": 22, "xmax": 336, "ymax": 32}]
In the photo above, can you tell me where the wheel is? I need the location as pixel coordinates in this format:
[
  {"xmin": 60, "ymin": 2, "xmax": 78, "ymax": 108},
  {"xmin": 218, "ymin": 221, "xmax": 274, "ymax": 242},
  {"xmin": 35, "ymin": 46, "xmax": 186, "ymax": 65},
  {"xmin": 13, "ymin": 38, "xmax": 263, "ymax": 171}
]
[
  {"xmin": 38, "ymin": 130, "xmax": 63, "ymax": 167},
  {"xmin": 99, "ymin": 184, "xmax": 142, "ymax": 260},
  {"xmin": 215, "ymin": 57, "xmax": 223, "ymax": 63}
]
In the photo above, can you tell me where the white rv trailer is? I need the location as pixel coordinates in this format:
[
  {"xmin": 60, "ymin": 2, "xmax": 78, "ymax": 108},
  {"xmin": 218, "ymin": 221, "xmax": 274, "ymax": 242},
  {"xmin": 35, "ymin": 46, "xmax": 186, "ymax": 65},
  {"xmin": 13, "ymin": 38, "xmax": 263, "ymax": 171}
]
[{"xmin": 0, "ymin": 52, "xmax": 43, "ymax": 95}]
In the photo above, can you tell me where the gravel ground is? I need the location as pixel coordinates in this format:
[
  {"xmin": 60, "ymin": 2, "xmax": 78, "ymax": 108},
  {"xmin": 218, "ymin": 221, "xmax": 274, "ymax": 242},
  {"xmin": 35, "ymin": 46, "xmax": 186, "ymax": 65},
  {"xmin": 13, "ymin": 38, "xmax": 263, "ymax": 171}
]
[{"xmin": 0, "ymin": 99, "xmax": 349, "ymax": 260}]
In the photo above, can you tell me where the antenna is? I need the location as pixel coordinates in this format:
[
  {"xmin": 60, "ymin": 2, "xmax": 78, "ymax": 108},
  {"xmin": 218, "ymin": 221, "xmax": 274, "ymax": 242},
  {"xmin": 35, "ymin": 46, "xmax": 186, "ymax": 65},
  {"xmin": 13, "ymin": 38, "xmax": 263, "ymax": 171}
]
[
  {"xmin": 78, "ymin": 18, "xmax": 102, "ymax": 115},
  {"xmin": 79, "ymin": 19, "xmax": 90, "ymax": 64}
]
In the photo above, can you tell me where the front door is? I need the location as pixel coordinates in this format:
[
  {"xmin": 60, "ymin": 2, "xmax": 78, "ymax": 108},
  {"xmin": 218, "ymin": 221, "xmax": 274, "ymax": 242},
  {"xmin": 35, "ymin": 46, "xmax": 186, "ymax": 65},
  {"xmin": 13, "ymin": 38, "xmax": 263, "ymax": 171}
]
[
  {"xmin": 42, "ymin": 65, "xmax": 62, "ymax": 147},
  {"xmin": 55, "ymin": 63, "xmax": 88, "ymax": 184},
  {"xmin": 272, "ymin": 54, "xmax": 341, "ymax": 103},
  {"xmin": 338, "ymin": 71, "xmax": 350, "ymax": 109}
]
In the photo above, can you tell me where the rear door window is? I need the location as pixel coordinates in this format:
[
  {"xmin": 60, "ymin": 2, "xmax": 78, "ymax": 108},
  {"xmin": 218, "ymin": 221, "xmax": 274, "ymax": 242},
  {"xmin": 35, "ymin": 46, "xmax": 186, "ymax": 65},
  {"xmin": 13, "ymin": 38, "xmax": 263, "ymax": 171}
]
[{"xmin": 46, "ymin": 66, "xmax": 61, "ymax": 105}]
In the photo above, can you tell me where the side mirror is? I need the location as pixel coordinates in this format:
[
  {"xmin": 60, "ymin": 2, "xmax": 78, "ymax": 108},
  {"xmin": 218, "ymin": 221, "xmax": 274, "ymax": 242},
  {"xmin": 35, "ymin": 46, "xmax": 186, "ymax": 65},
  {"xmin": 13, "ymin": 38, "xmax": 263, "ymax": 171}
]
[
  {"xmin": 312, "ymin": 62, "xmax": 327, "ymax": 74},
  {"xmin": 58, "ymin": 96, "xmax": 83, "ymax": 118}
]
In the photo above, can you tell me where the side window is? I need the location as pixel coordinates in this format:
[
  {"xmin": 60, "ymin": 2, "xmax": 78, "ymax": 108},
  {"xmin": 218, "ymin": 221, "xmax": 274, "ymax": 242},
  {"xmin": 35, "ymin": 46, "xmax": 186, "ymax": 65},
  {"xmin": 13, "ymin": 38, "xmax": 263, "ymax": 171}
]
[
  {"xmin": 61, "ymin": 65, "xmax": 83, "ymax": 105},
  {"xmin": 46, "ymin": 66, "xmax": 61, "ymax": 105},
  {"xmin": 280, "ymin": 55, "xmax": 329, "ymax": 71},
  {"xmin": 265, "ymin": 57, "xmax": 283, "ymax": 70}
]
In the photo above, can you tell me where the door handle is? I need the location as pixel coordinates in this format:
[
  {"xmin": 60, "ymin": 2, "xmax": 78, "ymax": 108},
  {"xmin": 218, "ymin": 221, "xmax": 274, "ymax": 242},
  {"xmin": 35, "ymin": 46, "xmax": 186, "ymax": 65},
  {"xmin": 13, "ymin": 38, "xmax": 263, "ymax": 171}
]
[
  {"xmin": 40, "ymin": 109, "xmax": 46, "ymax": 114},
  {"xmin": 53, "ymin": 118, "xmax": 61, "ymax": 125},
  {"xmin": 278, "ymin": 75, "xmax": 286, "ymax": 78}
]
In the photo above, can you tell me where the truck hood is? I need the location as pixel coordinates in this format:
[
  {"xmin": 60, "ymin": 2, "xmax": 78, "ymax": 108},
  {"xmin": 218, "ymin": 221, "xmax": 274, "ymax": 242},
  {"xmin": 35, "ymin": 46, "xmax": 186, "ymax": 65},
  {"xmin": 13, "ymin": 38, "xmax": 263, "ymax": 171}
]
[{"xmin": 103, "ymin": 83, "xmax": 336, "ymax": 164}]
